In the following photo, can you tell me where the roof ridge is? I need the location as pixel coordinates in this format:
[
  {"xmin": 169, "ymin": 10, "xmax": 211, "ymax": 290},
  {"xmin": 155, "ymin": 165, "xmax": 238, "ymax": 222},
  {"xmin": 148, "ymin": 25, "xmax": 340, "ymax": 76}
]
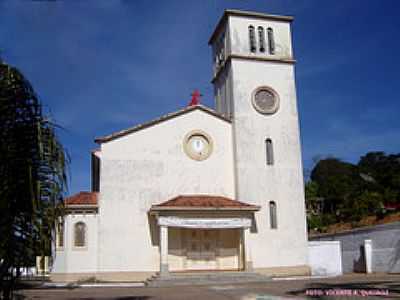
[
  {"xmin": 153, "ymin": 194, "xmax": 257, "ymax": 207},
  {"xmin": 94, "ymin": 105, "xmax": 231, "ymax": 144}
]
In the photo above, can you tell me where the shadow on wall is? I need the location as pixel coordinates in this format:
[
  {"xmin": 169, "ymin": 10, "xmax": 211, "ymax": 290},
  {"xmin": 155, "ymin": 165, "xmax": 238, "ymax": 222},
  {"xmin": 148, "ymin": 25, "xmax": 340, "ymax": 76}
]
[
  {"xmin": 353, "ymin": 245, "xmax": 366, "ymax": 273},
  {"xmin": 250, "ymin": 213, "xmax": 258, "ymax": 233},
  {"xmin": 147, "ymin": 213, "xmax": 159, "ymax": 247},
  {"xmin": 389, "ymin": 238, "xmax": 400, "ymax": 273}
]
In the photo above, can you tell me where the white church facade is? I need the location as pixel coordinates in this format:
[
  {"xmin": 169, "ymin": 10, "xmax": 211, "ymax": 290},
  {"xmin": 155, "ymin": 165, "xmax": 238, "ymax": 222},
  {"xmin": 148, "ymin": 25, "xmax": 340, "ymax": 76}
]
[{"xmin": 51, "ymin": 9, "xmax": 310, "ymax": 282}]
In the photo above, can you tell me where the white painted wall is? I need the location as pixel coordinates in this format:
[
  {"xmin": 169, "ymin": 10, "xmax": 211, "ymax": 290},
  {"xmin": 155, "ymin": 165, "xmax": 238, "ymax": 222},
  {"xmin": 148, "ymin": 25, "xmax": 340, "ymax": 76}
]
[
  {"xmin": 52, "ymin": 213, "xmax": 98, "ymax": 274},
  {"xmin": 308, "ymin": 241, "xmax": 343, "ymax": 276},
  {"xmin": 212, "ymin": 14, "xmax": 308, "ymax": 270},
  {"xmin": 230, "ymin": 59, "xmax": 308, "ymax": 268},
  {"xmin": 97, "ymin": 109, "xmax": 234, "ymax": 272}
]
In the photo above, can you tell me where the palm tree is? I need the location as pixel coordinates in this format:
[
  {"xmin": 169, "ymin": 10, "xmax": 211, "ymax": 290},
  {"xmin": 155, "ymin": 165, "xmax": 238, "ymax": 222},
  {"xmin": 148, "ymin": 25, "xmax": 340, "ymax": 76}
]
[{"xmin": 0, "ymin": 59, "xmax": 68, "ymax": 299}]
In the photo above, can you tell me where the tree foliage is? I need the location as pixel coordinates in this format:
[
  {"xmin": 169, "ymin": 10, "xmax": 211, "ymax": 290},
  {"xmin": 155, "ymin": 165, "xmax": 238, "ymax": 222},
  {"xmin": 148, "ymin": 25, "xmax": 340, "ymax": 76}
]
[
  {"xmin": 311, "ymin": 158, "xmax": 361, "ymax": 211},
  {"xmin": 306, "ymin": 152, "xmax": 400, "ymax": 232},
  {"xmin": 358, "ymin": 151, "xmax": 400, "ymax": 203},
  {"xmin": 0, "ymin": 61, "xmax": 68, "ymax": 299}
]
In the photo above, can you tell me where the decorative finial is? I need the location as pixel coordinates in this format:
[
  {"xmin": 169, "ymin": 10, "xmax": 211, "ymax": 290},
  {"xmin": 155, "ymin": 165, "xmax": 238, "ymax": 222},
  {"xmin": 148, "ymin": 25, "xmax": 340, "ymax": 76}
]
[{"xmin": 188, "ymin": 89, "xmax": 202, "ymax": 106}]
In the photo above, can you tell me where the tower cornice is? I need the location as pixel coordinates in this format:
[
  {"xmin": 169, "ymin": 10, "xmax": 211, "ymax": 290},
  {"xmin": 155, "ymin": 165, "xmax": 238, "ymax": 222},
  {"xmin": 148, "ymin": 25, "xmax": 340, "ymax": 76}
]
[
  {"xmin": 211, "ymin": 54, "xmax": 296, "ymax": 84},
  {"xmin": 209, "ymin": 9, "xmax": 294, "ymax": 45}
]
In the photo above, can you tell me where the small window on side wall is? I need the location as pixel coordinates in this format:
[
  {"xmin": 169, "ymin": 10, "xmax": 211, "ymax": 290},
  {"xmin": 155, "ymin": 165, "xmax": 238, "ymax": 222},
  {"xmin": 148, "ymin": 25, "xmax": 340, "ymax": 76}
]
[
  {"xmin": 267, "ymin": 27, "xmax": 275, "ymax": 55},
  {"xmin": 266, "ymin": 138, "xmax": 274, "ymax": 165},
  {"xmin": 74, "ymin": 222, "xmax": 86, "ymax": 248},
  {"xmin": 269, "ymin": 201, "xmax": 277, "ymax": 229},
  {"xmin": 248, "ymin": 25, "xmax": 256, "ymax": 53}
]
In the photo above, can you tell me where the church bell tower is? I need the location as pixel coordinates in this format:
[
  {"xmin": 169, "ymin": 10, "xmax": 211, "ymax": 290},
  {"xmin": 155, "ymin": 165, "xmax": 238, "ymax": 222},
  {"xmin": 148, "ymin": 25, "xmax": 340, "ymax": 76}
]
[{"xmin": 209, "ymin": 10, "xmax": 309, "ymax": 270}]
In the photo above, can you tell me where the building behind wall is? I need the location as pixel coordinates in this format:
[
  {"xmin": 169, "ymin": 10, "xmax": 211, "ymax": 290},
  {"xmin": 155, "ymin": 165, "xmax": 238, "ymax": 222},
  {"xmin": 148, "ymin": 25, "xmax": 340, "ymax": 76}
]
[{"xmin": 51, "ymin": 9, "xmax": 310, "ymax": 282}]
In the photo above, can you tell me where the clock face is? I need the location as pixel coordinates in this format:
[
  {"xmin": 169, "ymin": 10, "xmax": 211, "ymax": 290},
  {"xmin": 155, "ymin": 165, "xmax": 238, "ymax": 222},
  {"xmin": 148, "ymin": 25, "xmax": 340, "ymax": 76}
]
[
  {"xmin": 183, "ymin": 131, "xmax": 213, "ymax": 161},
  {"xmin": 252, "ymin": 87, "xmax": 279, "ymax": 114},
  {"xmin": 190, "ymin": 135, "xmax": 206, "ymax": 154}
]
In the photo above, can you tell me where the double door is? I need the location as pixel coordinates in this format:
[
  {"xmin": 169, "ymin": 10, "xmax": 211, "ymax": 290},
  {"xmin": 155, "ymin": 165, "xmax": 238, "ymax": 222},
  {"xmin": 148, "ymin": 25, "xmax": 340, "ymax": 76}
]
[{"xmin": 186, "ymin": 229, "xmax": 218, "ymax": 270}]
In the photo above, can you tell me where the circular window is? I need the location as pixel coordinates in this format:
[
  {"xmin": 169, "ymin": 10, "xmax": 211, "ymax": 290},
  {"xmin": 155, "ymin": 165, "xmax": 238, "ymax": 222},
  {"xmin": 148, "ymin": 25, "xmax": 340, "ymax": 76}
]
[
  {"xmin": 183, "ymin": 130, "xmax": 213, "ymax": 161},
  {"xmin": 252, "ymin": 87, "xmax": 279, "ymax": 114}
]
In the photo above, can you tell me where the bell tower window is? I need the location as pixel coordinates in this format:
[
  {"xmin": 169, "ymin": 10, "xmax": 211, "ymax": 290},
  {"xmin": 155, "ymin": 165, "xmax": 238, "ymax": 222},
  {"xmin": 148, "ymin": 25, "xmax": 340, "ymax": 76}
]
[
  {"xmin": 248, "ymin": 25, "xmax": 256, "ymax": 53},
  {"xmin": 267, "ymin": 27, "xmax": 275, "ymax": 55},
  {"xmin": 258, "ymin": 27, "xmax": 265, "ymax": 52}
]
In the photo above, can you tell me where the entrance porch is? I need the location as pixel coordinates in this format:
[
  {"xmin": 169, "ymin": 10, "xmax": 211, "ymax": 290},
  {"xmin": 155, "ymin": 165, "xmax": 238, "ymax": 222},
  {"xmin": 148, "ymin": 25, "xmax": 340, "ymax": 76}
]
[
  {"xmin": 167, "ymin": 227, "xmax": 244, "ymax": 272},
  {"xmin": 149, "ymin": 195, "xmax": 260, "ymax": 276}
]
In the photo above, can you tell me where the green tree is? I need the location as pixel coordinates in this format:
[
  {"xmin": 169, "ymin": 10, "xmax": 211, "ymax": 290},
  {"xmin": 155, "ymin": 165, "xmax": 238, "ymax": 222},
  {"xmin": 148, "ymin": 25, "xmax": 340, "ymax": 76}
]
[
  {"xmin": 358, "ymin": 151, "xmax": 400, "ymax": 204},
  {"xmin": 342, "ymin": 191, "xmax": 383, "ymax": 222},
  {"xmin": 307, "ymin": 152, "xmax": 400, "ymax": 230},
  {"xmin": 305, "ymin": 180, "xmax": 320, "ymax": 214},
  {"xmin": 305, "ymin": 181, "xmax": 325, "ymax": 231},
  {"xmin": 305, "ymin": 180, "xmax": 319, "ymax": 200},
  {"xmin": 311, "ymin": 158, "xmax": 362, "ymax": 217},
  {"xmin": 0, "ymin": 60, "xmax": 68, "ymax": 299}
]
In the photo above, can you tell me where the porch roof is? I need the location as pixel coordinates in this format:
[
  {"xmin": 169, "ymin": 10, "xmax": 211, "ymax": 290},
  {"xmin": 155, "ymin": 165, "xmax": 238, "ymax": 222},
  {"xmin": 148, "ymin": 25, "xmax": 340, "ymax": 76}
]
[
  {"xmin": 150, "ymin": 195, "xmax": 260, "ymax": 211},
  {"xmin": 64, "ymin": 191, "xmax": 98, "ymax": 207}
]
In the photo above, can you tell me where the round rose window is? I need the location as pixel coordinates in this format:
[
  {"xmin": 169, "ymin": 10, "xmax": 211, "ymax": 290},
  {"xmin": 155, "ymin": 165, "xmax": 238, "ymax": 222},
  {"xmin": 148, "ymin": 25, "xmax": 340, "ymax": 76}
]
[{"xmin": 252, "ymin": 87, "xmax": 279, "ymax": 114}]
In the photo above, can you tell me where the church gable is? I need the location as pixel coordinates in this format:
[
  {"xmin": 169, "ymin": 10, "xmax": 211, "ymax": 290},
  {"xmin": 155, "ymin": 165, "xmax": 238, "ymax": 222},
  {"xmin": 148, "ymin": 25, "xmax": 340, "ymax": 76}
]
[
  {"xmin": 98, "ymin": 105, "xmax": 233, "ymax": 164},
  {"xmin": 95, "ymin": 105, "xmax": 231, "ymax": 144},
  {"xmin": 97, "ymin": 103, "xmax": 235, "ymax": 202}
]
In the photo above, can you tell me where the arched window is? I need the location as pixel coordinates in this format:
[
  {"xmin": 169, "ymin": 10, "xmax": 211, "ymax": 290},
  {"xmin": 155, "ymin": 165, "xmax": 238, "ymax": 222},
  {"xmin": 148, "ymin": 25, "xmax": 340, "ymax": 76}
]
[
  {"xmin": 267, "ymin": 27, "xmax": 275, "ymax": 55},
  {"xmin": 74, "ymin": 222, "xmax": 86, "ymax": 247},
  {"xmin": 258, "ymin": 27, "xmax": 265, "ymax": 52},
  {"xmin": 266, "ymin": 138, "xmax": 274, "ymax": 165},
  {"xmin": 248, "ymin": 25, "xmax": 256, "ymax": 53},
  {"xmin": 269, "ymin": 201, "xmax": 277, "ymax": 229}
]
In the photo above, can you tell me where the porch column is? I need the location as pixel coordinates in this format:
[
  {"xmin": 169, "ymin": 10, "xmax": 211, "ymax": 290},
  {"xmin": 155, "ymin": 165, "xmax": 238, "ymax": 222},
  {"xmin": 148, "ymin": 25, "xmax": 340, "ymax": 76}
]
[
  {"xmin": 159, "ymin": 225, "xmax": 169, "ymax": 276},
  {"xmin": 243, "ymin": 227, "xmax": 253, "ymax": 271}
]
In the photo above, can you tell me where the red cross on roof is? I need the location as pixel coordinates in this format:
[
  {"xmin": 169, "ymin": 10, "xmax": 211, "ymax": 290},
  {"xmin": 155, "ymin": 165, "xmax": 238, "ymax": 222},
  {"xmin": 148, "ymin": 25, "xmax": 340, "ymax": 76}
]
[{"xmin": 188, "ymin": 89, "xmax": 202, "ymax": 106}]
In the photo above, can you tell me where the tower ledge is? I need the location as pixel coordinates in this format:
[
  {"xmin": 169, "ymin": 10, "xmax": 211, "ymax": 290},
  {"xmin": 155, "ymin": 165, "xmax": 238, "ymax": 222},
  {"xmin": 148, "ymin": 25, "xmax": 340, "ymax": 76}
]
[
  {"xmin": 211, "ymin": 54, "xmax": 296, "ymax": 84},
  {"xmin": 209, "ymin": 9, "xmax": 294, "ymax": 45}
]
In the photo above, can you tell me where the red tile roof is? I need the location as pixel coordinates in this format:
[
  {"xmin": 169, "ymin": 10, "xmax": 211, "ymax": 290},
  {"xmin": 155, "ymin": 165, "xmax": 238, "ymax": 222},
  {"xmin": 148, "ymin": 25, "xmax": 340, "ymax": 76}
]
[
  {"xmin": 151, "ymin": 195, "xmax": 260, "ymax": 211},
  {"xmin": 64, "ymin": 192, "xmax": 98, "ymax": 206}
]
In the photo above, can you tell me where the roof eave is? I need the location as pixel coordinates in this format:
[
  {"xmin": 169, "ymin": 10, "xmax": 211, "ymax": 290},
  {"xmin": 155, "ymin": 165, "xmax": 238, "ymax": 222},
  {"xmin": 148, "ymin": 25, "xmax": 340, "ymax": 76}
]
[
  {"xmin": 65, "ymin": 204, "xmax": 98, "ymax": 209},
  {"xmin": 150, "ymin": 206, "xmax": 260, "ymax": 212}
]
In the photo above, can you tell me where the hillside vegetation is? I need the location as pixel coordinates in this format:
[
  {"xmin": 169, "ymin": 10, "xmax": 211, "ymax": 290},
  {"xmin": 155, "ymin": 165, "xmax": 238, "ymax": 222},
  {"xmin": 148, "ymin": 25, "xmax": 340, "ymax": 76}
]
[{"xmin": 305, "ymin": 152, "xmax": 400, "ymax": 233}]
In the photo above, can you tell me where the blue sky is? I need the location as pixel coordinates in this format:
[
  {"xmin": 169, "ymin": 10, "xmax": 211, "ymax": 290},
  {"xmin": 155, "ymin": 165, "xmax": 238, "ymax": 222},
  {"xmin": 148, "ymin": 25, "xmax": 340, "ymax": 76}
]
[{"xmin": 1, "ymin": 0, "xmax": 399, "ymax": 194}]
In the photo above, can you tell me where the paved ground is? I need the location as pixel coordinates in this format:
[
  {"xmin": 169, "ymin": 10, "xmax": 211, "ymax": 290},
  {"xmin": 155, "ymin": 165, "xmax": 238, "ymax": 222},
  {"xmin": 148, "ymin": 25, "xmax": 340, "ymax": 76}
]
[{"xmin": 16, "ymin": 274, "xmax": 400, "ymax": 299}]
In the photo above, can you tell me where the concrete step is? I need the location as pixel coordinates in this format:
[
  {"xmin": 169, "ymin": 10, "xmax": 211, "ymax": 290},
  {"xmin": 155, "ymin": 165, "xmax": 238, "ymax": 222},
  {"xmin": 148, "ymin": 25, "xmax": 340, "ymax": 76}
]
[
  {"xmin": 146, "ymin": 271, "xmax": 271, "ymax": 287},
  {"xmin": 150, "ymin": 271, "xmax": 264, "ymax": 279}
]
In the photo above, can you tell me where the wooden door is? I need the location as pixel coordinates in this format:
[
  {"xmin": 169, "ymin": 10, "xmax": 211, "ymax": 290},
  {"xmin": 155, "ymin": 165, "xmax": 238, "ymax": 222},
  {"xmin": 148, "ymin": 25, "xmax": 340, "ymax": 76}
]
[{"xmin": 186, "ymin": 229, "xmax": 217, "ymax": 270}]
